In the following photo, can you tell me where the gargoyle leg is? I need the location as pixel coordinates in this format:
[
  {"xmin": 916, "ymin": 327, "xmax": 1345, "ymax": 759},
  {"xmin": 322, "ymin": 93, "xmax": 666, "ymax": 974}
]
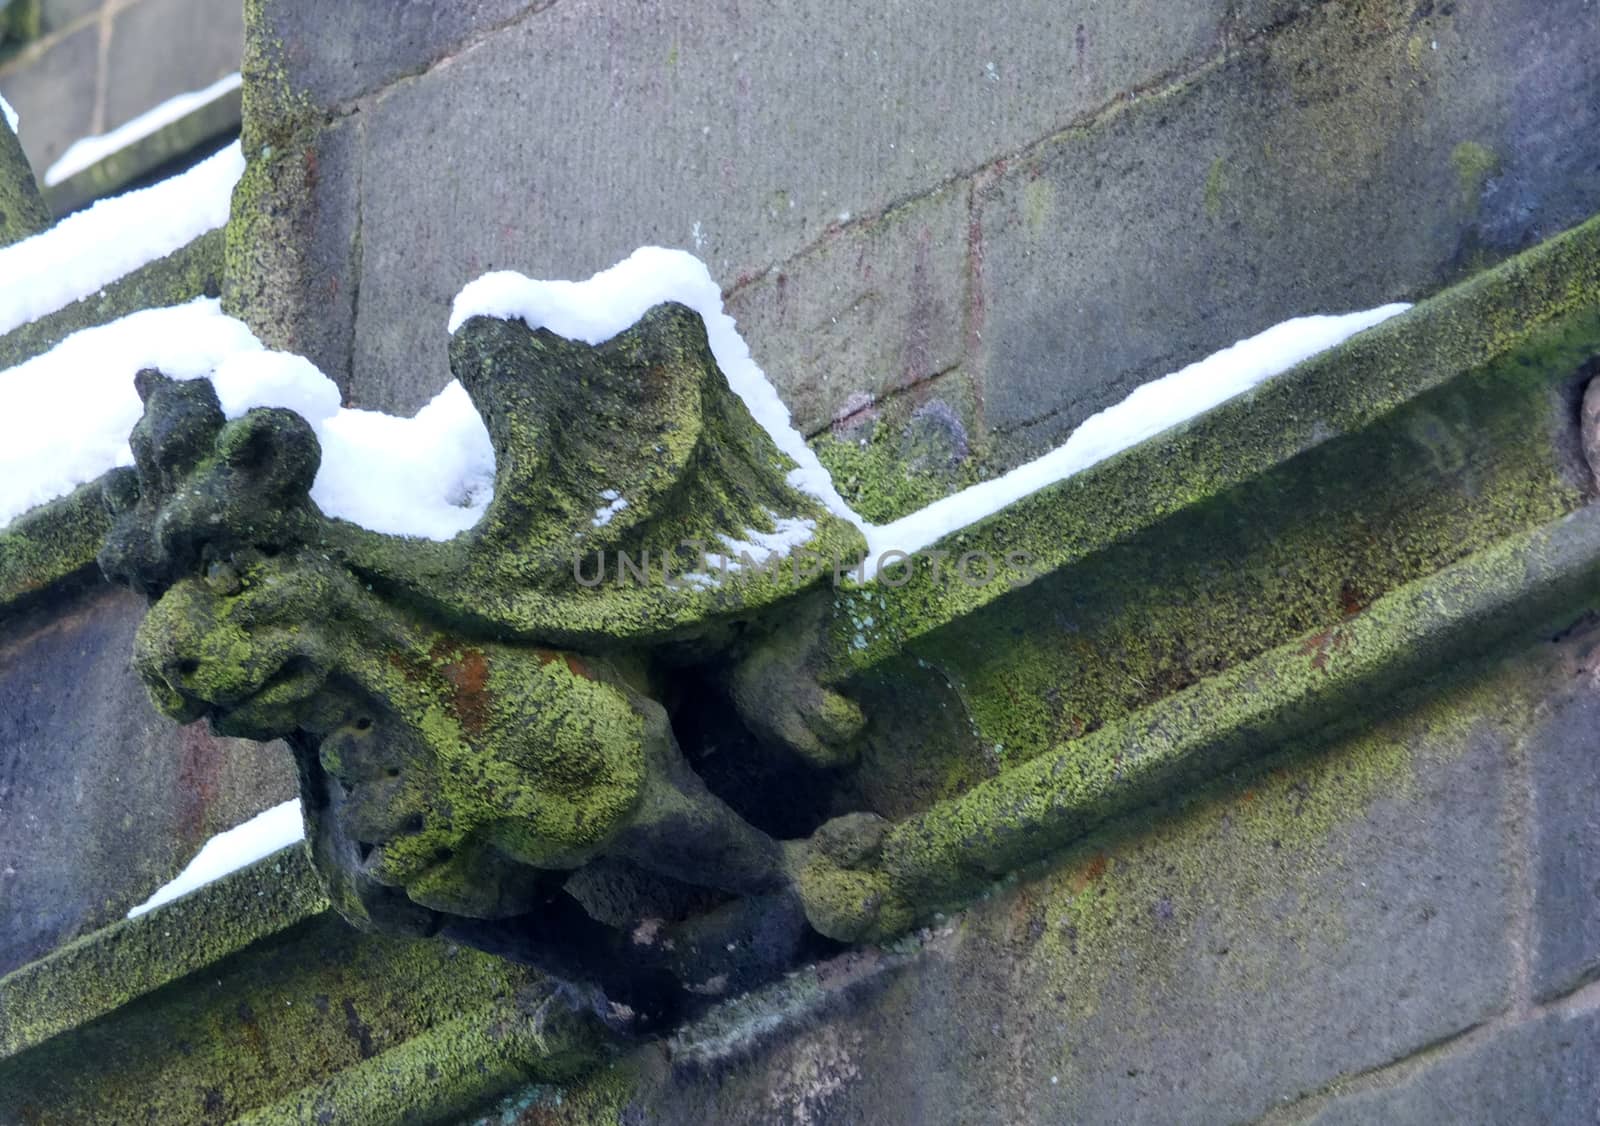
[{"xmin": 616, "ymin": 699, "xmax": 789, "ymax": 898}]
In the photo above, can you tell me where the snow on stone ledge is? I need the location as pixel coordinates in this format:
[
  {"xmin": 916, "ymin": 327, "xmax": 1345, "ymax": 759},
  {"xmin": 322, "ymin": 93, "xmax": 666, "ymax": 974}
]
[
  {"xmin": 864, "ymin": 303, "xmax": 1412, "ymax": 566},
  {"xmin": 0, "ymin": 298, "xmax": 495, "ymax": 536},
  {"xmin": 1, "ymin": 93, "xmax": 18, "ymax": 134},
  {"xmin": 0, "ymin": 141, "xmax": 243, "ymax": 337},
  {"xmin": 451, "ymin": 248, "xmax": 1410, "ymax": 573},
  {"xmin": 44, "ymin": 72, "xmax": 242, "ymax": 187},
  {"xmin": 127, "ymin": 799, "xmax": 305, "ymax": 918},
  {"xmin": 2, "ymin": 246, "xmax": 1407, "ymax": 574}
]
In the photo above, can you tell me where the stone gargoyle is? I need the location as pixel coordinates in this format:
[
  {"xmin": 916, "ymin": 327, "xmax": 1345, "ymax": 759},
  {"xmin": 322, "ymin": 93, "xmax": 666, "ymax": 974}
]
[{"xmin": 99, "ymin": 303, "xmax": 905, "ymax": 1028}]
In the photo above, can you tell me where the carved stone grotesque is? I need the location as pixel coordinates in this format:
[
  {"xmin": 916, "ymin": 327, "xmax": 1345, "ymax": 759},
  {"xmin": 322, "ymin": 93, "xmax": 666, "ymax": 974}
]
[{"xmin": 100, "ymin": 305, "xmax": 902, "ymax": 1025}]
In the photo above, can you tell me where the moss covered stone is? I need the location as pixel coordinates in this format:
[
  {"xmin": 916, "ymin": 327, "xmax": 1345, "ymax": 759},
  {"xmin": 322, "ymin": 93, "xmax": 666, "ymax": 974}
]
[
  {"xmin": 0, "ymin": 849, "xmax": 614, "ymax": 1125},
  {"xmin": 0, "ymin": 482, "xmax": 111, "ymax": 617},
  {"xmin": 839, "ymin": 505, "xmax": 1600, "ymax": 936},
  {"xmin": 0, "ymin": 227, "xmax": 225, "ymax": 371},
  {"xmin": 0, "ymin": 102, "xmax": 48, "ymax": 249}
]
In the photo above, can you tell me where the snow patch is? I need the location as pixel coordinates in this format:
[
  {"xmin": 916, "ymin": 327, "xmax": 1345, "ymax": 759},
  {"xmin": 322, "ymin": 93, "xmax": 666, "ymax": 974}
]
[
  {"xmin": 1, "ymin": 246, "xmax": 1407, "ymax": 586},
  {"xmin": 1, "ymin": 93, "xmax": 17, "ymax": 134},
  {"xmin": 127, "ymin": 799, "xmax": 305, "ymax": 918},
  {"xmin": 860, "ymin": 303, "xmax": 1412, "ymax": 570},
  {"xmin": 44, "ymin": 72, "xmax": 242, "ymax": 187},
  {"xmin": 593, "ymin": 492, "xmax": 629, "ymax": 527},
  {"xmin": 0, "ymin": 298, "xmax": 494, "ymax": 538},
  {"xmin": 0, "ymin": 141, "xmax": 243, "ymax": 337}
]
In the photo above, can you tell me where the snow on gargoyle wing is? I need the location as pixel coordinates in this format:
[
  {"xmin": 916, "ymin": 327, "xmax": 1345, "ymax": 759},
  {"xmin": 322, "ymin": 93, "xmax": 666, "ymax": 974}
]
[{"xmin": 330, "ymin": 302, "xmax": 866, "ymax": 646}]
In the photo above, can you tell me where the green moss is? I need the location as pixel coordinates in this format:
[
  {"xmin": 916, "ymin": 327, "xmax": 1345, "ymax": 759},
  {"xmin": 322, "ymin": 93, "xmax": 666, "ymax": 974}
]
[
  {"xmin": 0, "ymin": 92, "xmax": 47, "ymax": 249},
  {"xmin": 0, "ymin": 890, "xmax": 610, "ymax": 1125},
  {"xmin": 3, "ymin": 0, "xmax": 40, "ymax": 44},
  {"xmin": 813, "ymin": 423, "xmax": 977, "ymax": 524},
  {"xmin": 1452, "ymin": 140, "xmax": 1501, "ymax": 208},
  {"xmin": 238, "ymin": 986, "xmax": 610, "ymax": 1126},
  {"xmin": 1203, "ymin": 156, "xmax": 1226, "ymax": 219},
  {"xmin": 816, "ymin": 503, "xmax": 1600, "ymax": 938},
  {"xmin": 223, "ymin": 0, "xmax": 328, "ymax": 345},
  {"xmin": 910, "ymin": 303, "xmax": 1591, "ymax": 766},
  {"xmin": 0, "ymin": 483, "xmax": 112, "ymax": 617},
  {"xmin": 0, "ymin": 844, "xmax": 327, "ymax": 1059},
  {"xmin": 321, "ymin": 305, "xmax": 871, "ymax": 646}
]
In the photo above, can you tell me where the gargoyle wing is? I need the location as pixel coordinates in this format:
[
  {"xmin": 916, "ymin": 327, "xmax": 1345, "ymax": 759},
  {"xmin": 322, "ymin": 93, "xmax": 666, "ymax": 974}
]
[{"xmin": 331, "ymin": 303, "xmax": 866, "ymax": 646}]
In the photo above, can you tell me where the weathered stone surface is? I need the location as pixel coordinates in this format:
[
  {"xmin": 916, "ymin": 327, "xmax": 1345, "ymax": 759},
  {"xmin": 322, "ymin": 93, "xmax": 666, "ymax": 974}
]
[
  {"xmin": 514, "ymin": 648, "xmax": 1547, "ymax": 1124},
  {"xmin": 103, "ymin": 0, "xmax": 241, "ymax": 132},
  {"xmin": 0, "ymin": 882, "xmax": 605, "ymax": 1126},
  {"xmin": 94, "ymin": 310, "xmax": 877, "ymax": 1016},
  {"xmin": 1529, "ymin": 674, "xmax": 1600, "ymax": 1001},
  {"xmin": 340, "ymin": 0, "xmax": 1237, "ymax": 411},
  {"xmin": 1305, "ymin": 1006, "xmax": 1600, "ymax": 1125},
  {"xmin": 250, "ymin": 0, "xmax": 551, "ymax": 108},
  {"xmin": 0, "ymin": 22, "xmax": 96, "ymax": 172},
  {"xmin": 43, "ymin": 87, "xmax": 239, "ymax": 215},
  {"xmin": 0, "ymin": 583, "xmax": 295, "ymax": 977},
  {"xmin": 224, "ymin": 115, "xmax": 361, "ymax": 386},
  {"xmin": 976, "ymin": 0, "xmax": 1600, "ymax": 463},
  {"xmin": 725, "ymin": 184, "xmax": 970, "ymax": 438},
  {"xmin": 38, "ymin": 0, "xmax": 98, "ymax": 33}
]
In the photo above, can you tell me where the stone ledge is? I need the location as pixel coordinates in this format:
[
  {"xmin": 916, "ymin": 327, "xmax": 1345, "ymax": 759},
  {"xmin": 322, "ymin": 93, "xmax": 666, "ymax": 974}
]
[
  {"xmin": 43, "ymin": 90, "xmax": 240, "ymax": 216},
  {"xmin": 0, "ymin": 842, "xmax": 326, "ymax": 1060},
  {"xmin": 0, "ymin": 481, "xmax": 110, "ymax": 618},
  {"xmin": 879, "ymin": 503, "xmax": 1600, "ymax": 920},
  {"xmin": 0, "ymin": 226, "xmax": 225, "ymax": 371}
]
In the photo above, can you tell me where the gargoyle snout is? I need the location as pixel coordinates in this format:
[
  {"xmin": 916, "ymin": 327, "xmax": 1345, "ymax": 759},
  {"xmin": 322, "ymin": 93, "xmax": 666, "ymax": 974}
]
[{"xmin": 132, "ymin": 575, "xmax": 331, "ymax": 739}]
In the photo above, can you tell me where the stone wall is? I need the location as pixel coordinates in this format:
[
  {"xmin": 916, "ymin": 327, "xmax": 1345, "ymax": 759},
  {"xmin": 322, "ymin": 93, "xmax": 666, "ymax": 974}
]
[
  {"xmin": 0, "ymin": 0, "xmax": 241, "ymax": 178},
  {"xmin": 234, "ymin": 0, "xmax": 1600, "ymax": 515}
]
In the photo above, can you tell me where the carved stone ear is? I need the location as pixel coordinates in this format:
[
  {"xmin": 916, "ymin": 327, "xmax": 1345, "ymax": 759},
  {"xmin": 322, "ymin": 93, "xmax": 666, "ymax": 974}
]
[
  {"xmin": 128, "ymin": 373, "xmax": 225, "ymax": 492},
  {"xmin": 132, "ymin": 368, "xmax": 172, "ymax": 404},
  {"xmin": 216, "ymin": 408, "xmax": 321, "ymax": 503}
]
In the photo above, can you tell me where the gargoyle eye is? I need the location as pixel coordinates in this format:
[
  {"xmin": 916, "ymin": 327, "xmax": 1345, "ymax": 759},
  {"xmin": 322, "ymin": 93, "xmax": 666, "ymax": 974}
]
[{"xmin": 204, "ymin": 561, "xmax": 242, "ymax": 596}]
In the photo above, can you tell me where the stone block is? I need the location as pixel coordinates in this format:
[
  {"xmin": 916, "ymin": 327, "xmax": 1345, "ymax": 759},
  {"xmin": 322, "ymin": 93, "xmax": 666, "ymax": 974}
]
[
  {"xmin": 974, "ymin": 0, "xmax": 1600, "ymax": 465},
  {"xmin": 345, "ymin": 0, "xmax": 1235, "ymax": 412},
  {"xmin": 0, "ymin": 22, "xmax": 96, "ymax": 173},
  {"xmin": 224, "ymin": 115, "xmax": 362, "ymax": 391},
  {"xmin": 725, "ymin": 184, "xmax": 970, "ymax": 437},
  {"xmin": 104, "ymin": 0, "xmax": 241, "ymax": 132},
  {"xmin": 251, "ymin": 0, "xmax": 552, "ymax": 108},
  {"xmin": 0, "ymin": 583, "xmax": 295, "ymax": 976},
  {"xmin": 1306, "ymin": 1006, "xmax": 1600, "ymax": 1125},
  {"xmin": 39, "ymin": 0, "xmax": 98, "ymax": 34},
  {"xmin": 1529, "ymin": 677, "xmax": 1600, "ymax": 1001}
]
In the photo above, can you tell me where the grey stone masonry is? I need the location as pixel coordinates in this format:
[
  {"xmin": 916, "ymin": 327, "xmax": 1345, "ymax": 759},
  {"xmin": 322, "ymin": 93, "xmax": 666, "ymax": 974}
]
[
  {"xmin": 0, "ymin": 0, "xmax": 242, "ymax": 191},
  {"xmin": 238, "ymin": 0, "xmax": 1600, "ymax": 503},
  {"xmin": 0, "ymin": 584, "xmax": 295, "ymax": 978}
]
